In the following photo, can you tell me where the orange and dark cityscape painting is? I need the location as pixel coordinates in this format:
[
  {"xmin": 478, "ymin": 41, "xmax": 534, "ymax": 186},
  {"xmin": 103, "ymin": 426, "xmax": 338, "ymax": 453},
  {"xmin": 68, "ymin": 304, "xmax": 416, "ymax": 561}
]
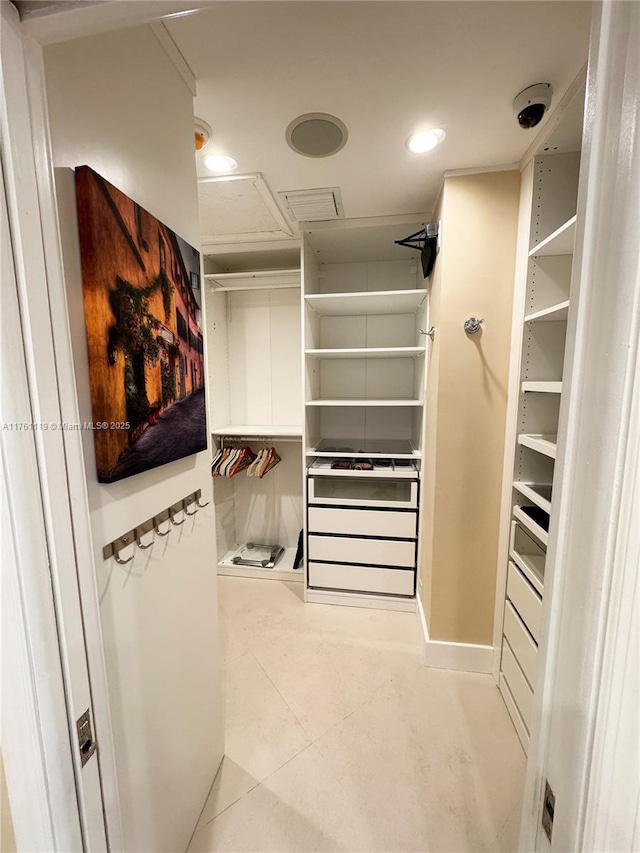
[{"xmin": 75, "ymin": 166, "xmax": 206, "ymax": 483}]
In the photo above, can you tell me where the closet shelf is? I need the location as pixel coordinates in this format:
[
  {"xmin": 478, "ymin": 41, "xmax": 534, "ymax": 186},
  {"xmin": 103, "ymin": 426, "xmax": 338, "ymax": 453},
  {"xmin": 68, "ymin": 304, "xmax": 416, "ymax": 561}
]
[
  {"xmin": 529, "ymin": 215, "xmax": 577, "ymax": 258},
  {"xmin": 518, "ymin": 434, "xmax": 557, "ymax": 459},
  {"xmin": 308, "ymin": 464, "xmax": 419, "ymax": 480},
  {"xmin": 307, "ymin": 437, "xmax": 419, "ymax": 459},
  {"xmin": 524, "ymin": 300, "xmax": 570, "ymax": 323},
  {"xmin": 211, "ymin": 424, "xmax": 302, "ymax": 439},
  {"xmin": 513, "ymin": 482, "xmax": 552, "ymax": 514},
  {"xmin": 513, "ymin": 505, "xmax": 549, "ymax": 547},
  {"xmin": 205, "ymin": 269, "xmax": 300, "ymax": 291},
  {"xmin": 305, "ymin": 346, "xmax": 426, "ymax": 360},
  {"xmin": 306, "ymin": 398, "xmax": 423, "ymax": 407},
  {"xmin": 305, "ymin": 289, "xmax": 428, "ymax": 317},
  {"xmin": 522, "ymin": 381, "xmax": 563, "ymax": 393}
]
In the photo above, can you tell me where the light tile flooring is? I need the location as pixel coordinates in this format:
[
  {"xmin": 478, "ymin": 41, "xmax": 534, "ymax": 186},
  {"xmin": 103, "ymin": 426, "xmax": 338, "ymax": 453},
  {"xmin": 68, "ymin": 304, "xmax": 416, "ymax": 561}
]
[{"xmin": 188, "ymin": 578, "xmax": 525, "ymax": 852}]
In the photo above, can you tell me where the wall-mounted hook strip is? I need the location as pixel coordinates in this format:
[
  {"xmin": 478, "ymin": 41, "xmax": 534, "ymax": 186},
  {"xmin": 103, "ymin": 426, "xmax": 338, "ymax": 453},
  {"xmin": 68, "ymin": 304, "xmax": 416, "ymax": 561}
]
[
  {"xmin": 113, "ymin": 533, "xmax": 134, "ymax": 565},
  {"xmin": 183, "ymin": 496, "xmax": 198, "ymax": 516},
  {"xmin": 154, "ymin": 514, "xmax": 171, "ymax": 537},
  {"xmin": 103, "ymin": 489, "xmax": 207, "ymax": 561},
  {"xmin": 135, "ymin": 525, "xmax": 154, "ymax": 549},
  {"xmin": 196, "ymin": 489, "xmax": 210, "ymax": 509},
  {"xmin": 169, "ymin": 504, "xmax": 185, "ymax": 526}
]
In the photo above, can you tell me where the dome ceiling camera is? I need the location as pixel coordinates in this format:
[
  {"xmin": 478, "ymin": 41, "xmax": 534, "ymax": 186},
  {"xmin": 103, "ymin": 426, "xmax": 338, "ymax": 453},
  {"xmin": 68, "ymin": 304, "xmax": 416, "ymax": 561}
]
[{"xmin": 513, "ymin": 83, "xmax": 553, "ymax": 129}]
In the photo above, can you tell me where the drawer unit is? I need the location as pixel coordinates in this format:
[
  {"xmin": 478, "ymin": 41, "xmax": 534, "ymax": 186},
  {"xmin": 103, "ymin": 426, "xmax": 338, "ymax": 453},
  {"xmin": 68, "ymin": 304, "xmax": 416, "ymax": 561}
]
[
  {"xmin": 309, "ymin": 561, "xmax": 415, "ymax": 596},
  {"xmin": 503, "ymin": 601, "xmax": 538, "ymax": 689},
  {"xmin": 501, "ymin": 639, "xmax": 533, "ymax": 732},
  {"xmin": 506, "ymin": 561, "xmax": 543, "ymax": 643},
  {"xmin": 308, "ymin": 475, "xmax": 418, "ymax": 509},
  {"xmin": 308, "ymin": 506, "xmax": 417, "ymax": 539},
  {"xmin": 308, "ymin": 534, "xmax": 416, "ymax": 568}
]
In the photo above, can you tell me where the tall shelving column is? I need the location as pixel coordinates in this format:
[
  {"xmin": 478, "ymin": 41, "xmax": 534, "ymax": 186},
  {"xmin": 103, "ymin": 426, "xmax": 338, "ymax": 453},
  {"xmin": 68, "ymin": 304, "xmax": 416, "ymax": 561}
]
[
  {"xmin": 497, "ymin": 146, "xmax": 581, "ymax": 749},
  {"xmin": 203, "ymin": 261, "xmax": 304, "ymax": 582},
  {"xmin": 301, "ymin": 223, "xmax": 429, "ymax": 610}
]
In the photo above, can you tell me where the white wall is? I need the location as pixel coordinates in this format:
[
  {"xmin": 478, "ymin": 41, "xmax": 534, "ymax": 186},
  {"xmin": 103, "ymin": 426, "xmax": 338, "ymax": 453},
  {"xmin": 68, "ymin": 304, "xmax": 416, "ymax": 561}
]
[{"xmin": 44, "ymin": 25, "xmax": 223, "ymax": 852}]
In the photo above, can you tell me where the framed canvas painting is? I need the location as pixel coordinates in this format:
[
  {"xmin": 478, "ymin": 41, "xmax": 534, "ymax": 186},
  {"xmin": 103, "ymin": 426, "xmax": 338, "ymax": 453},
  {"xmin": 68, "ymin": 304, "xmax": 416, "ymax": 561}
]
[{"xmin": 75, "ymin": 165, "xmax": 207, "ymax": 483}]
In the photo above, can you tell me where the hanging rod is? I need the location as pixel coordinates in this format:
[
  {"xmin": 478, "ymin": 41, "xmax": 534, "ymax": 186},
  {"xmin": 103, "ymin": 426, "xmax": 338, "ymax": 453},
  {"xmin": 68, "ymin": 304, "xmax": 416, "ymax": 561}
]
[
  {"xmin": 217, "ymin": 435, "xmax": 302, "ymax": 447},
  {"xmin": 102, "ymin": 488, "xmax": 209, "ymax": 563}
]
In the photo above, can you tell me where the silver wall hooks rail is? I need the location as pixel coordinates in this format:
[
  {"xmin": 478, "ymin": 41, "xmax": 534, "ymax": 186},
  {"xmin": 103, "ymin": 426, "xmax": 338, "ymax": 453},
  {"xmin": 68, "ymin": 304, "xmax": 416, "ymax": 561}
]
[{"xmin": 103, "ymin": 488, "xmax": 208, "ymax": 562}]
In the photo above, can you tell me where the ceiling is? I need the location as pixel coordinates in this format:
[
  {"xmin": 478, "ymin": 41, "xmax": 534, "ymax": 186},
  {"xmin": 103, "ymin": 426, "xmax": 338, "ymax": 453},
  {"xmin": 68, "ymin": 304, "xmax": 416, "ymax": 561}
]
[{"xmin": 166, "ymin": 1, "xmax": 592, "ymax": 231}]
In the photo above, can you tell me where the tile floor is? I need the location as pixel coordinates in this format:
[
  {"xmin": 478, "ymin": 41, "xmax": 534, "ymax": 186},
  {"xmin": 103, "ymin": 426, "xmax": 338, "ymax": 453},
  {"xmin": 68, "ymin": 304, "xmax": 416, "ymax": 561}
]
[{"xmin": 188, "ymin": 577, "xmax": 525, "ymax": 852}]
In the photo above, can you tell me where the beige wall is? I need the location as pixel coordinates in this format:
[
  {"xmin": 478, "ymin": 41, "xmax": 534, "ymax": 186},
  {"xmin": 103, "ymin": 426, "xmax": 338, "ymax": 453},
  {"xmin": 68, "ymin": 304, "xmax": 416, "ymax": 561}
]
[
  {"xmin": 45, "ymin": 25, "xmax": 223, "ymax": 853},
  {"xmin": 1, "ymin": 752, "xmax": 16, "ymax": 853},
  {"xmin": 420, "ymin": 170, "xmax": 520, "ymax": 645}
]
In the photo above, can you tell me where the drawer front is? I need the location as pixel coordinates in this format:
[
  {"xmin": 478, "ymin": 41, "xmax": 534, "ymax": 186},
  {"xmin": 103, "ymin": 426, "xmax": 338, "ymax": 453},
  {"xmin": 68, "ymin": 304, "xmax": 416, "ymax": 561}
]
[
  {"xmin": 308, "ymin": 534, "xmax": 416, "ymax": 568},
  {"xmin": 501, "ymin": 639, "xmax": 533, "ymax": 732},
  {"xmin": 308, "ymin": 476, "xmax": 418, "ymax": 509},
  {"xmin": 309, "ymin": 561, "xmax": 415, "ymax": 597},
  {"xmin": 503, "ymin": 602, "xmax": 538, "ymax": 689},
  {"xmin": 507, "ymin": 561, "xmax": 543, "ymax": 643},
  {"xmin": 308, "ymin": 506, "xmax": 417, "ymax": 539}
]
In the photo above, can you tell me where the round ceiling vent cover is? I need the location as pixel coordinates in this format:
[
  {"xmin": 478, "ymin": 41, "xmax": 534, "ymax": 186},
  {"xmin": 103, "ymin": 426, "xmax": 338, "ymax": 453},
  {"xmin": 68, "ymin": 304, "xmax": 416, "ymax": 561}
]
[{"xmin": 286, "ymin": 113, "xmax": 348, "ymax": 158}]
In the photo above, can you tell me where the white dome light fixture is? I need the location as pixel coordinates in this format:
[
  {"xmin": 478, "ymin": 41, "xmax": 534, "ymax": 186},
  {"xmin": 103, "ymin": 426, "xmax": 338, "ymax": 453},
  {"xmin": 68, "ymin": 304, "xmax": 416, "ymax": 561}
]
[
  {"xmin": 406, "ymin": 128, "xmax": 446, "ymax": 154},
  {"xmin": 204, "ymin": 154, "xmax": 238, "ymax": 174}
]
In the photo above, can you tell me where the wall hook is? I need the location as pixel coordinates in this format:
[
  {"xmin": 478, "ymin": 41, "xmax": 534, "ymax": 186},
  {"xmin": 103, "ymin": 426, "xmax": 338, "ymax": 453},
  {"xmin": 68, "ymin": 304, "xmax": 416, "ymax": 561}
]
[
  {"xmin": 464, "ymin": 317, "xmax": 484, "ymax": 335},
  {"xmin": 196, "ymin": 497, "xmax": 210, "ymax": 508},
  {"xmin": 113, "ymin": 535, "xmax": 134, "ymax": 565},
  {"xmin": 183, "ymin": 497, "xmax": 198, "ymax": 516},
  {"xmin": 420, "ymin": 327, "xmax": 436, "ymax": 340},
  {"xmin": 135, "ymin": 526, "xmax": 154, "ymax": 549},
  {"xmin": 154, "ymin": 515, "xmax": 171, "ymax": 537},
  {"xmin": 169, "ymin": 505, "xmax": 185, "ymax": 526}
]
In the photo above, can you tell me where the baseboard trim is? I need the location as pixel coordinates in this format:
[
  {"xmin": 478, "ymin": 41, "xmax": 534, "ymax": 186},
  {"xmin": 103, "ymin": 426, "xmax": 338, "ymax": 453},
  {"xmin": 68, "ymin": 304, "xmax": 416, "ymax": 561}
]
[
  {"xmin": 424, "ymin": 639, "xmax": 493, "ymax": 674},
  {"xmin": 417, "ymin": 595, "xmax": 430, "ymax": 644}
]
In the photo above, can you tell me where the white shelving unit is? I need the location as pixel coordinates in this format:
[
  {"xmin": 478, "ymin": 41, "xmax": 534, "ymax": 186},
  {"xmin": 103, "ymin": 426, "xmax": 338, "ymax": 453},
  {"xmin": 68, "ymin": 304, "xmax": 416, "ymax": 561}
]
[
  {"xmin": 204, "ymin": 255, "xmax": 304, "ymax": 583},
  {"xmin": 305, "ymin": 346, "xmax": 425, "ymax": 359},
  {"xmin": 524, "ymin": 300, "xmax": 570, "ymax": 323},
  {"xmin": 521, "ymin": 381, "xmax": 562, "ymax": 393},
  {"xmin": 496, "ymin": 94, "xmax": 584, "ymax": 750},
  {"xmin": 302, "ymin": 222, "xmax": 429, "ymax": 610}
]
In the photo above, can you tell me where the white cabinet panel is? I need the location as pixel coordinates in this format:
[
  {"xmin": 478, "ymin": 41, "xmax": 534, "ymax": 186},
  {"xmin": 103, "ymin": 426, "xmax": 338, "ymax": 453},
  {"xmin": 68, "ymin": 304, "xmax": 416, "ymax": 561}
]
[
  {"xmin": 308, "ymin": 561, "xmax": 415, "ymax": 596},
  {"xmin": 501, "ymin": 639, "xmax": 533, "ymax": 732},
  {"xmin": 308, "ymin": 476, "xmax": 418, "ymax": 508},
  {"xmin": 308, "ymin": 507, "xmax": 417, "ymax": 539},
  {"xmin": 507, "ymin": 561, "xmax": 543, "ymax": 643},
  {"xmin": 308, "ymin": 534, "xmax": 416, "ymax": 567},
  {"xmin": 503, "ymin": 601, "xmax": 538, "ymax": 689}
]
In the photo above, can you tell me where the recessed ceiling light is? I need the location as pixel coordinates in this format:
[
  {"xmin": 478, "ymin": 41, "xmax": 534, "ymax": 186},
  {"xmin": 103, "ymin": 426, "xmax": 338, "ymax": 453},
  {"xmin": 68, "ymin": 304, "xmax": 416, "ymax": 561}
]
[
  {"xmin": 204, "ymin": 155, "xmax": 238, "ymax": 174},
  {"xmin": 406, "ymin": 129, "xmax": 446, "ymax": 154}
]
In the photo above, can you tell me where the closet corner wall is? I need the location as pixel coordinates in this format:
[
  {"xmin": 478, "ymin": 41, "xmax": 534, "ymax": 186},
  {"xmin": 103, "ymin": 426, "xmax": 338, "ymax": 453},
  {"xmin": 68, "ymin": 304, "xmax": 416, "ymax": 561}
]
[
  {"xmin": 494, "ymin": 79, "xmax": 586, "ymax": 750},
  {"xmin": 203, "ymin": 253, "xmax": 304, "ymax": 582}
]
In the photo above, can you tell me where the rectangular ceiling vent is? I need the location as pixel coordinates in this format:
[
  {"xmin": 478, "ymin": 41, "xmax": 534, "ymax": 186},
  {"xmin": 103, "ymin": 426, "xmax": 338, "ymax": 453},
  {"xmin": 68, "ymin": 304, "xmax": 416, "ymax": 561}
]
[{"xmin": 279, "ymin": 187, "xmax": 344, "ymax": 222}]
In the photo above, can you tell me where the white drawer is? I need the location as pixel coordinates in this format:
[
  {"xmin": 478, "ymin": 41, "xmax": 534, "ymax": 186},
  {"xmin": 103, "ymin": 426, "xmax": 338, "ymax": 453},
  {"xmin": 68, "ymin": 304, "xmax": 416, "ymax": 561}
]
[
  {"xmin": 309, "ymin": 561, "xmax": 415, "ymax": 596},
  {"xmin": 308, "ymin": 476, "xmax": 418, "ymax": 509},
  {"xmin": 503, "ymin": 601, "xmax": 538, "ymax": 689},
  {"xmin": 308, "ymin": 534, "xmax": 416, "ymax": 568},
  {"xmin": 501, "ymin": 638, "xmax": 533, "ymax": 732},
  {"xmin": 308, "ymin": 506, "xmax": 417, "ymax": 539},
  {"xmin": 507, "ymin": 561, "xmax": 543, "ymax": 643}
]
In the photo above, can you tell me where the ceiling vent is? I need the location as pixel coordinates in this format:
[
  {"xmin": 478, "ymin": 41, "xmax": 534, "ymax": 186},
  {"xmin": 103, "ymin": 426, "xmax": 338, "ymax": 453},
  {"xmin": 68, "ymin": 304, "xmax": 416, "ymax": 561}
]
[{"xmin": 279, "ymin": 187, "xmax": 344, "ymax": 222}]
